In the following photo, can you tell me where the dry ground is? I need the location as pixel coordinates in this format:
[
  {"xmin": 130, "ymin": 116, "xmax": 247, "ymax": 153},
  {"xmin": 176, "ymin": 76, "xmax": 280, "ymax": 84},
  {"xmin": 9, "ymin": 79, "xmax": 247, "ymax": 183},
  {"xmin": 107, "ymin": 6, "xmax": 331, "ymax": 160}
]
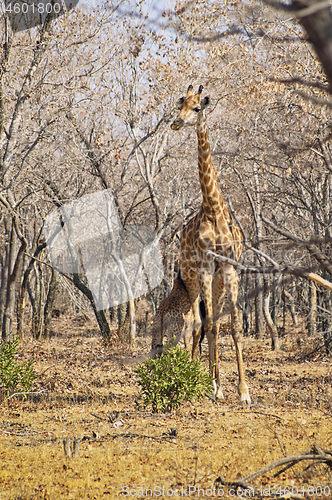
[{"xmin": 1, "ymin": 315, "xmax": 332, "ymax": 500}]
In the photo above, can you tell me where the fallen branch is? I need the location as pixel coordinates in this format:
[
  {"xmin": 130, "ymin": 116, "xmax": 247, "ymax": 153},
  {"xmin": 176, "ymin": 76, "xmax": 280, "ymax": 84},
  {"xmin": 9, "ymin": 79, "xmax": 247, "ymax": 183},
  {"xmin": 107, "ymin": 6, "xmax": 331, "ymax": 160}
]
[
  {"xmin": 110, "ymin": 432, "xmax": 177, "ymax": 444},
  {"xmin": 6, "ymin": 389, "xmax": 47, "ymax": 401},
  {"xmin": 215, "ymin": 445, "xmax": 332, "ymax": 493}
]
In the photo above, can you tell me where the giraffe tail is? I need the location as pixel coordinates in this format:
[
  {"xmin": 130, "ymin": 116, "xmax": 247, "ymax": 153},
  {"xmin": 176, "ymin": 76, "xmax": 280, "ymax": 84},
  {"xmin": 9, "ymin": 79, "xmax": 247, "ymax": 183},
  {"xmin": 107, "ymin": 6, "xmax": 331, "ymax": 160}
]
[{"xmin": 199, "ymin": 300, "xmax": 206, "ymax": 355}]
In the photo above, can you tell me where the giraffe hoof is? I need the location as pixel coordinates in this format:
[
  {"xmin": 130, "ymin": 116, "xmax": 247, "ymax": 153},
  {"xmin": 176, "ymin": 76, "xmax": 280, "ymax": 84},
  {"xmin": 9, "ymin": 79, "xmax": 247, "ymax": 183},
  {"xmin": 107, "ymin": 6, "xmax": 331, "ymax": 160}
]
[
  {"xmin": 215, "ymin": 387, "xmax": 225, "ymax": 401},
  {"xmin": 240, "ymin": 395, "xmax": 251, "ymax": 407},
  {"xmin": 210, "ymin": 381, "xmax": 224, "ymax": 401},
  {"xmin": 239, "ymin": 383, "xmax": 251, "ymax": 407}
]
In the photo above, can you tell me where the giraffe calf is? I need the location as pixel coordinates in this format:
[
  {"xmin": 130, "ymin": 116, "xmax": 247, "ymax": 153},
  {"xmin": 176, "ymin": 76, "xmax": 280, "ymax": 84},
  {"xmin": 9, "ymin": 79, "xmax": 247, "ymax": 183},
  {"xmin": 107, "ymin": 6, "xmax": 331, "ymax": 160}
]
[{"xmin": 150, "ymin": 273, "xmax": 205, "ymax": 357}]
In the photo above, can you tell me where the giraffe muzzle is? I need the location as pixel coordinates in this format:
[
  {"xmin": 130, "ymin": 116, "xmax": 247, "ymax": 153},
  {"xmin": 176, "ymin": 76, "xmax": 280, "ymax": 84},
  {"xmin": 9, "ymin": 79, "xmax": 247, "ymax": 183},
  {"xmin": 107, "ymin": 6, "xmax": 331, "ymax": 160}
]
[{"xmin": 171, "ymin": 118, "xmax": 184, "ymax": 131}]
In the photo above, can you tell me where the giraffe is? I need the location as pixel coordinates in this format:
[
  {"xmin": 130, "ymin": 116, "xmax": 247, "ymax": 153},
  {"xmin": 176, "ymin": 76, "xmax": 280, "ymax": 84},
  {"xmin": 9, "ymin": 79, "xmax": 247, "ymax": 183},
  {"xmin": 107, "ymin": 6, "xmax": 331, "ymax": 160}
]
[
  {"xmin": 171, "ymin": 84, "xmax": 251, "ymax": 405},
  {"xmin": 151, "ymin": 271, "xmax": 206, "ymax": 357}
]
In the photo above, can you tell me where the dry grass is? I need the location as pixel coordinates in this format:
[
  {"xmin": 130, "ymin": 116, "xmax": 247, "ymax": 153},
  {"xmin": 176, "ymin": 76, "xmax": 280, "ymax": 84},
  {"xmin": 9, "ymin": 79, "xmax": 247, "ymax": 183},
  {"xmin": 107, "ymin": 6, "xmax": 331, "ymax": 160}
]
[{"xmin": 1, "ymin": 316, "xmax": 332, "ymax": 499}]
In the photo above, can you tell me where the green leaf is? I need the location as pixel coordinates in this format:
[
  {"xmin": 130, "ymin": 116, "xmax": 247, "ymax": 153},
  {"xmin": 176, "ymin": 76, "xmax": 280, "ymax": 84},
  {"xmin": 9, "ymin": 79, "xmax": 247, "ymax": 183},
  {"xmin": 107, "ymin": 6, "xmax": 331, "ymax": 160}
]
[{"xmin": 136, "ymin": 346, "xmax": 212, "ymax": 413}]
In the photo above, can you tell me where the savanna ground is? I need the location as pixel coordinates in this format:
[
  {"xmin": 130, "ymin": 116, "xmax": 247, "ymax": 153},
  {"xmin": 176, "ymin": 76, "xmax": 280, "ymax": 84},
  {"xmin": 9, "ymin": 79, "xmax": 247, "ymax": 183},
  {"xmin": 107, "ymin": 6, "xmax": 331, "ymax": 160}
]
[{"xmin": 1, "ymin": 312, "xmax": 332, "ymax": 500}]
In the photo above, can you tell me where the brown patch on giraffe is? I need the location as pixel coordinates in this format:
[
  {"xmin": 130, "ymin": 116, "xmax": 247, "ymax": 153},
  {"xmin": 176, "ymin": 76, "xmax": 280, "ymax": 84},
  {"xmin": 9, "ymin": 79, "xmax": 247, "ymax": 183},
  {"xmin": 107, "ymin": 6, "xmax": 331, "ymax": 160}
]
[{"xmin": 203, "ymin": 173, "xmax": 212, "ymax": 188}]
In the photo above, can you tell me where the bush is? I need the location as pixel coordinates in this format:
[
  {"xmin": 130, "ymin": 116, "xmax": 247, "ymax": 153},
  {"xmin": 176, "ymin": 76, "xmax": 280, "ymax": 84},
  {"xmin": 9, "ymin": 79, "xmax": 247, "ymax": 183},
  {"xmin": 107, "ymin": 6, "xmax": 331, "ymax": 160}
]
[
  {"xmin": 136, "ymin": 345, "xmax": 212, "ymax": 412},
  {"xmin": 0, "ymin": 336, "xmax": 36, "ymax": 397}
]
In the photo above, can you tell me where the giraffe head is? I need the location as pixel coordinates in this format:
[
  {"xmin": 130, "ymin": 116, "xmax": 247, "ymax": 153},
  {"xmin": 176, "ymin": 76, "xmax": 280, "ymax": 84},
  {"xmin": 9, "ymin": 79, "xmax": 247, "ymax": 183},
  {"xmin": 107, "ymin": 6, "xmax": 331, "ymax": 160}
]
[{"xmin": 171, "ymin": 85, "xmax": 210, "ymax": 131}]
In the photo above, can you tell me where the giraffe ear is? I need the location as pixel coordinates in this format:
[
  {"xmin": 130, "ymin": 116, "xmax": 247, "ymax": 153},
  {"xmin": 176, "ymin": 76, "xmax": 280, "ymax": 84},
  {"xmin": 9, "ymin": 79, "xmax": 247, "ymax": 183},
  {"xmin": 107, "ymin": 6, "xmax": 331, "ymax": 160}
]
[
  {"xmin": 177, "ymin": 96, "xmax": 185, "ymax": 109},
  {"xmin": 201, "ymin": 96, "xmax": 210, "ymax": 108}
]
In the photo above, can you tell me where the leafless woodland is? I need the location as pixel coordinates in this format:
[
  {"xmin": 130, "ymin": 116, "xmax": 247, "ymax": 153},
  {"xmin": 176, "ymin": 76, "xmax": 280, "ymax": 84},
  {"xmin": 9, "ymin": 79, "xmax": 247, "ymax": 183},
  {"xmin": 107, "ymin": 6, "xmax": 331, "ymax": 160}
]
[{"xmin": 1, "ymin": 0, "xmax": 332, "ymax": 357}]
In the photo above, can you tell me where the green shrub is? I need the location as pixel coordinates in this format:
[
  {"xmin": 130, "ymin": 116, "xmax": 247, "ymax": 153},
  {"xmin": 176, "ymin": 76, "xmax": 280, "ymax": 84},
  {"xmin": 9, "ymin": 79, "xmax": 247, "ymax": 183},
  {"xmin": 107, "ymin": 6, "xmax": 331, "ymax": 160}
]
[
  {"xmin": 136, "ymin": 345, "xmax": 212, "ymax": 412},
  {"xmin": 0, "ymin": 336, "xmax": 36, "ymax": 397}
]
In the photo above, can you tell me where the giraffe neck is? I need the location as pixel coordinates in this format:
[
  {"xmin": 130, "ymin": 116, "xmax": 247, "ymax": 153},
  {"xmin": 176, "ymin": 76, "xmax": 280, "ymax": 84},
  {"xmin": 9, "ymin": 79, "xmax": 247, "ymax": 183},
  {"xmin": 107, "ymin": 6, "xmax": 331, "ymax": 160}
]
[{"xmin": 196, "ymin": 114, "xmax": 230, "ymax": 222}]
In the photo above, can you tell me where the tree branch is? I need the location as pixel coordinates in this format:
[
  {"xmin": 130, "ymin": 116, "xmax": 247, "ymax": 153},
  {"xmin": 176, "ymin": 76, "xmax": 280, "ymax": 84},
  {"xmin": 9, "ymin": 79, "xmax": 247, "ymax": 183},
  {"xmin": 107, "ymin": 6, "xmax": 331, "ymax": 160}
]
[
  {"xmin": 262, "ymin": 216, "xmax": 332, "ymax": 277},
  {"xmin": 216, "ymin": 445, "xmax": 332, "ymax": 492}
]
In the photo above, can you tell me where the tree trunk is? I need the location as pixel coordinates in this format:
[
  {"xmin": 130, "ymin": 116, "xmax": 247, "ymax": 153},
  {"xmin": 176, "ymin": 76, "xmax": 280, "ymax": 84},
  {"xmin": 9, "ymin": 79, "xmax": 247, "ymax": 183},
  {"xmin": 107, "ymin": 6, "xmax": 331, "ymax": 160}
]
[
  {"xmin": 283, "ymin": 289, "xmax": 298, "ymax": 327},
  {"xmin": 263, "ymin": 279, "xmax": 279, "ymax": 351},
  {"xmin": 307, "ymin": 281, "xmax": 317, "ymax": 336},
  {"xmin": 128, "ymin": 299, "xmax": 136, "ymax": 346},
  {"xmin": 2, "ymin": 218, "xmax": 27, "ymax": 341},
  {"xmin": 253, "ymin": 168, "xmax": 265, "ymax": 339},
  {"xmin": 241, "ymin": 272, "xmax": 250, "ymax": 335},
  {"xmin": 43, "ymin": 268, "xmax": 57, "ymax": 340},
  {"xmin": 109, "ymin": 306, "xmax": 117, "ymax": 327},
  {"xmin": 117, "ymin": 299, "xmax": 127, "ymax": 331},
  {"xmin": 271, "ymin": 274, "xmax": 282, "ymax": 327},
  {"xmin": 255, "ymin": 273, "xmax": 265, "ymax": 339},
  {"xmin": 322, "ymin": 289, "xmax": 332, "ymax": 355},
  {"xmin": 293, "ymin": 0, "xmax": 332, "ymax": 91},
  {"xmin": 62, "ymin": 219, "xmax": 111, "ymax": 338},
  {"xmin": 30, "ymin": 262, "xmax": 45, "ymax": 340},
  {"xmin": 0, "ymin": 231, "xmax": 9, "ymax": 334},
  {"xmin": 72, "ymin": 273, "xmax": 111, "ymax": 338},
  {"xmin": 17, "ymin": 242, "xmax": 47, "ymax": 340}
]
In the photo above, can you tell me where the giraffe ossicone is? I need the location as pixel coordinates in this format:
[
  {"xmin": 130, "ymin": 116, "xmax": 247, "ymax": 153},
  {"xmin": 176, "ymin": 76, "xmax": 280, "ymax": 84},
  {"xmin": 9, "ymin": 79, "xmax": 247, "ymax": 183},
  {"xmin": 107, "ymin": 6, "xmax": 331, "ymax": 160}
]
[{"xmin": 171, "ymin": 84, "xmax": 251, "ymax": 406}]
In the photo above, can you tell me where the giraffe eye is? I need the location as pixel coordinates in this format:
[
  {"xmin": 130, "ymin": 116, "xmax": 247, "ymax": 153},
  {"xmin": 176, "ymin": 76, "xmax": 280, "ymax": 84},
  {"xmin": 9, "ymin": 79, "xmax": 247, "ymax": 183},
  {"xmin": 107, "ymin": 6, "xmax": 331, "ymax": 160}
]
[
  {"xmin": 177, "ymin": 97, "xmax": 185, "ymax": 109},
  {"xmin": 194, "ymin": 107, "xmax": 201, "ymax": 112}
]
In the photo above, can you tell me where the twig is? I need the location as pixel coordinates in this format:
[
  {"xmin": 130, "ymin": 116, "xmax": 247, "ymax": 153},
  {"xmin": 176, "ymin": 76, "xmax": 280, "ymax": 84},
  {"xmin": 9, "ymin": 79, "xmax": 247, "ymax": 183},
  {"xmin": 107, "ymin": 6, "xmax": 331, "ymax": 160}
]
[
  {"xmin": 263, "ymin": 0, "xmax": 332, "ymax": 17},
  {"xmin": 235, "ymin": 410, "xmax": 284, "ymax": 421},
  {"xmin": 269, "ymin": 76, "xmax": 329, "ymax": 92},
  {"xmin": 34, "ymin": 366, "xmax": 52, "ymax": 380},
  {"xmin": 295, "ymin": 90, "xmax": 332, "ymax": 108},
  {"xmin": 6, "ymin": 388, "xmax": 47, "ymax": 401},
  {"xmin": 294, "ymin": 0, "xmax": 332, "ymax": 18},
  {"xmin": 295, "ymin": 340, "xmax": 325, "ymax": 362},
  {"xmin": 110, "ymin": 432, "xmax": 177, "ymax": 444},
  {"xmin": 90, "ymin": 412, "xmax": 110, "ymax": 421},
  {"xmin": 24, "ymin": 252, "xmax": 74, "ymax": 282}
]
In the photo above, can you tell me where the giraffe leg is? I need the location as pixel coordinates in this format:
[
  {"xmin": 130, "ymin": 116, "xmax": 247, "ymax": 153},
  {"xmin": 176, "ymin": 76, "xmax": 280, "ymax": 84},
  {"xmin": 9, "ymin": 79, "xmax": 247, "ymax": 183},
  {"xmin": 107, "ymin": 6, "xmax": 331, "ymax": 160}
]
[
  {"xmin": 199, "ymin": 273, "xmax": 217, "ymax": 392},
  {"xmin": 191, "ymin": 297, "xmax": 202, "ymax": 360},
  {"xmin": 212, "ymin": 273, "xmax": 226, "ymax": 400},
  {"xmin": 151, "ymin": 308, "xmax": 163, "ymax": 358},
  {"xmin": 225, "ymin": 265, "xmax": 251, "ymax": 406},
  {"xmin": 182, "ymin": 307, "xmax": 193, "ymax": 353},
  {"xmin": 180, "ymin": 273, "xmax": 201, "ymax": 360}
]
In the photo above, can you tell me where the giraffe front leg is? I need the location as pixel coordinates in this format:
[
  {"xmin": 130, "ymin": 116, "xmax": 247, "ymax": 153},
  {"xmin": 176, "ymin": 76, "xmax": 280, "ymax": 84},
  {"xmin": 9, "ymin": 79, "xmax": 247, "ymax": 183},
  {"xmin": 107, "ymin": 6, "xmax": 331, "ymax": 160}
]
[
  {"xmin": 200, "ymin": 280, "xmax": 221, "ymax": 400},
  {"xmin": 183, "ymin": 309, "xmax": 194, "ymax": 353},
  {"xmin": 203, "ymin": 299, "xmax": 220, "ymax": 399},
  {"xmin": 230, "ymin": 300, "xmax": 251, "ymax": 405},
  {"xmin": 211, "ymin": 323, "xmax": 224, "ymax": 400},
  {"xmin": 205, "ymin": 324, "xmax": 224, "ymax": 400}
]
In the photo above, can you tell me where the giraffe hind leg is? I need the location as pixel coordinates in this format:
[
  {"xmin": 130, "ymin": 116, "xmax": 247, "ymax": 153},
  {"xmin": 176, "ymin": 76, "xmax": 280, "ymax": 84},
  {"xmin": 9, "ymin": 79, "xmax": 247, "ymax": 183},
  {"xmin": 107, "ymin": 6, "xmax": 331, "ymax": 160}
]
[{"xmin": 225, "ymin": 265, "xmax": 251, "ymax": 406}]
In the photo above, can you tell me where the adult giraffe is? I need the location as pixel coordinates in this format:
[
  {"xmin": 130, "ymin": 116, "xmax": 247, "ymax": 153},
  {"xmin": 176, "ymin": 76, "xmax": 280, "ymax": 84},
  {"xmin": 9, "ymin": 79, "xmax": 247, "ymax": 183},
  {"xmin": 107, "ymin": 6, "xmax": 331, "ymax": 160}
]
[{"xmin": 171, "ymin": 84, "xmax": 251, "ymax": 405}]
